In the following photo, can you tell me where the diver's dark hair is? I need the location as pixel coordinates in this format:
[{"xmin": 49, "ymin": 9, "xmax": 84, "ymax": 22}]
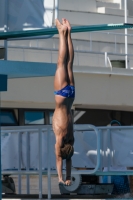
[{"xmin": 110, "ymin": 120, "xmax": 121, "ymax": 126}]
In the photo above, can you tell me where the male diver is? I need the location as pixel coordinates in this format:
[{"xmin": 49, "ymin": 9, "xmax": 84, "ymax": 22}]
[{"xmin": 52, "ymin": 18, "xmax": 75, "ymax": 186}]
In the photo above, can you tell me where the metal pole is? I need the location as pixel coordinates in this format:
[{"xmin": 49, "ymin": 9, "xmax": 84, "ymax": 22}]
[
  {"xmin": 115, "ymin": 35, "xmax": 117, "ymax": 53},
  {"xmin": 107, "ymin": 129, "xmax": 111, "ymax": 183},
  {"xmin": 38, "ymin": 128, "xmax": 42, "ymax": 199},
  {"xmin": 4, "ymin": 0, "xmax": 8, "ymax": 60},
  {"xmin": 18, "ymin": 132, "xmax": 22, "ymax": 194},
  {"xmin": 125, "ymin": 0, "xmax": 128, "ymax": 69},
  {"xmin": 105, "ymin": 52, "xmax": 108, "ymax": 67},
  {"xmin": 99, "ymin": 130, "xmax": 103, "ymax": 184},
  {"xmin": 26, "ymin": 132, "xmax": 30, "ymax": 194},
  {"xmin": 54, "ymin": 0, "xmax": 59, "ymax": 20},
  {"xmin": 47, "ymin": 127, "xmax": 51, "ymax": 199},
  {"xmin": 89, "ymin": 32, "xmax": 92, "ymax": 51}
]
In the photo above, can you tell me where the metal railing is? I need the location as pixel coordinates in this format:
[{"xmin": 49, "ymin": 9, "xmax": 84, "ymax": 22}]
[
  {"xmin": 2, "ymin": 124, "xmax": 133, "ymax": 198},
  {"xmin": 1, "ymin": 125, "xmax": 100, "ymax": 198}
]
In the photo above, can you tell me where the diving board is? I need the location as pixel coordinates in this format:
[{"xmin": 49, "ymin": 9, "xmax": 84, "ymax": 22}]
[
  {"xmin": 0, "ymin": 60, "xmax": 56, "ymax": 78},
  {"xmin": 0, "ymin": 23, "xmax": 133, "ymax": 40}
]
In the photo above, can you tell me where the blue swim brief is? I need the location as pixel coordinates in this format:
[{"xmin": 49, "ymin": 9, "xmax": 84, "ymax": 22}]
[{"xmin": 54, "ymin": 85, "xmax": 75, "ymax": 98}]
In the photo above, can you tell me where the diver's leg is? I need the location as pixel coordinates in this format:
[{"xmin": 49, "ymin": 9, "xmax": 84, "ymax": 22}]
[
  {"xmin": 62, "ymin": 19, "xmax": 75, "ymax": 186},
  {"xmin": 54, "ymin": 19, "xmax": 68, "ymax": 91},
  {"xmin": 62, "ymin": 18, "xmax": 75, "ymax": 86},
  {"xmin": 53, "ymin": 19, "xmax": 69, "ymax": 185}
]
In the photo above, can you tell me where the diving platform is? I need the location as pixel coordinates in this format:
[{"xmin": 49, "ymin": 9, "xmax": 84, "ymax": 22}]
[{"xmin": 0, "ymin": 60, "xmax": 56, "ymax": 78}]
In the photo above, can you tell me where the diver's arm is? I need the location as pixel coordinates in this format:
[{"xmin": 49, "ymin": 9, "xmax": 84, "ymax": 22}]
[
  {"xmin": 55, "ymin": 136, "xmax": 64, "ymax": 183},
  {"xmin": 66, "ymin": 158, "xmax": 72, "ymax": 180}
]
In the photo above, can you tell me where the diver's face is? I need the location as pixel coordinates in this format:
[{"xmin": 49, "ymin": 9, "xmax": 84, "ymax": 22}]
[{"xmin": 112, "ymin": 123, "xmax": 119, "ymax": 126}]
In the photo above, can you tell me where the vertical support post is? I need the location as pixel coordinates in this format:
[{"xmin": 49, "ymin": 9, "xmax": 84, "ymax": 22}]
[
  {"xmin": 99, "ymin": 130, "xmax": 103, "ymax": 183},
  {"xmin": 125, "ymin": 0, "xmax": 129, "ymax": 69},
  {"xmin": 23, "ymin": 48, "xmax": 25, "ymax": 62},
  {"xmin": 51, "ymin": 50, "xmax": 52, "ymax": 63},
  {"xmin": 105, "ymin": 52, "xmax": 108, "ymax": 67},
  {"xmin": 18, "ymin": 132, "xmax": 22, "ymax": 194},
  {"xmin": 26, "ymin": 132, "xmax": 30, "ymax": 194},
  {"xmin": 77, "ymin": 47, "xmax": 79, "ymax": 66},
  {"xmin": 115, "ymin": 35, "xmax": 117, "ymax": 53},
  {"xmin": 54, "ymin": 0, "xmax": 59, "ymax": 20},
  {"xmin": 99, "ymin": 130, "xmax": 102, "ymax": 171},
  {"xmin": 0, "ymin": 76, "xmax": 7, "ymax": 199},
  {"xmin": 38, "ymin": 128, "xmax": 42, "ymax": 199},
  {"xmin": 4, "ymin": 0, "xmax": 8, "ymax": 60},
  {"xmin": 89, "ymin": 33, "xmax": 92, "ymax": 51},
  {"xmin": 47, "ymin": 127, "xmax": 51, "ymax": 199},
  {"xmin": 107, "ymin": 129, "xmax": 111, "ymax": 183}
]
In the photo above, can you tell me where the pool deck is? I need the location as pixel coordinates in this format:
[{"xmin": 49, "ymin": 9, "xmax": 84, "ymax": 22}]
[
  {"xmin": 2, "ymin": 193, "xmax": 133, "ymax": 200},
  {"xmin": 2, "ymin": 176, "xmax": 133, "ymax": 199}
]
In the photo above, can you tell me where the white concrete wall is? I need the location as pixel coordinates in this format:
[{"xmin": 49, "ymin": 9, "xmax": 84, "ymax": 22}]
[
  {"xmin": 1, "ymin": 0, "xmax": 133, "ymax": 111},
  {"xmin": 7, "ymin": 41, "xmax": 133, "ymax": 68},
  {"xmin": 113, "ymin": 0, "xmax": 121, "ymax": 3},
  {"xmin": 59, "ymin": 0, "xmax": 96, "ymax": 12},
  {"xmin": 1, "ymin": 70, "xmax": 133, "ymax": 111}
]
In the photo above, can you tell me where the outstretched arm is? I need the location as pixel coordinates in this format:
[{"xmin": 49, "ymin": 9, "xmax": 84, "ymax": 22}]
[
  {"xmin": 66, "ymin": 158, "xmax": 72, "ymax": 185},
  {"xmin": 55, "ymin": 135, "xmax": 65, "ymax": 184}
]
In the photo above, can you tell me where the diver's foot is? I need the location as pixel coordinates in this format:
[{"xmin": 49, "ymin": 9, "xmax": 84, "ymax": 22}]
[
  {"xmin": 62, "ymin": 18, "xmax": 71, "ymax": 32},
  {"xmin": 65, "ymin": 180, "xmax": 71, "ymax": 186},
  {"xmin": 55, "ymin": 19, "xmax": 67, "ymax": 34}
]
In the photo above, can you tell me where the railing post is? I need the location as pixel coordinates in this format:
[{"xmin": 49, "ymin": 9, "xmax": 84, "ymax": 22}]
[
  {"xmin": 89, "ymin": 32, "xmax": 92, "ymax": 51},
  {"xmin": 26, "ymin": 131, "xmax": 30, "ymax": 194},
  {"xmin": 18, "ymin": 132, "xmax": 22, "ymax": 194},
  {"xmin": 77, "ymin": 46, "xmax": 79, "ymax": 66},
  {"xmin": 105, "ymin": 52, "xmax": 108, "ymax": 67},
  {"xmin": 38, "ymin": 128, "xmax": 42, "ymax": 199},
  {"xmin": 107, "ymin": 129, "xmax": 111, "ymax": 183},
  {"xmin": 125, "ymin": 0, "xmax": 129, "ymax": 69},
  {"xmin": 51, "ymin": 50, "xmax": 52, "ymax": 63},
  {"xmin": 115, "ymin": 35, "xmax": 117, "ymax": 53},
  {"xmin": 99, "ymin": 129, "xmax": 103, "ymax": 183},
  {"xmin": 47, "ymin": 126, "xmax": 51, "ymax": 199},
  {"xmin": 107, "ymin": 57, "xmax": 112, "ymax": 71},
  {"xmin": 23, "ymin": 48, "xmax": 25, "ymax": 62},
  {"xmin": 4, "ymin": 0, "xmax": 8, "ymax": 61},
  {"xmin": 54, "ymin": 0, "xmax": 59, "ymax": 20}
]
